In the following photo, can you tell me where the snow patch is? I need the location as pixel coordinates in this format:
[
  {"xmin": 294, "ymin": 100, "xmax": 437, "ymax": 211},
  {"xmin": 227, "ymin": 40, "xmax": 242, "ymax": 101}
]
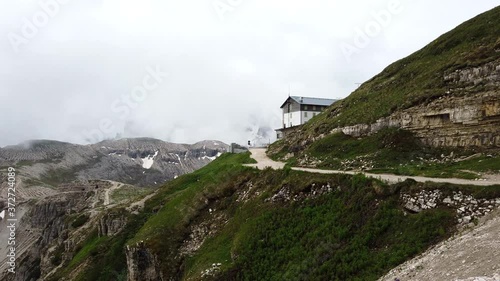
[
  {"xmin": 174, "ymin": 175, "xmax": 178, "ymax": 179},
  {"xmin": 202, "ymin": 152, "xmax": 223, "ymax": 161},
  {"xmin": 0, "ymin": 210, "xmax": 5, "ymax": 220},
  {"xmin": 142, "ymin": 151, "xmax": 159, "ymax": 169}
]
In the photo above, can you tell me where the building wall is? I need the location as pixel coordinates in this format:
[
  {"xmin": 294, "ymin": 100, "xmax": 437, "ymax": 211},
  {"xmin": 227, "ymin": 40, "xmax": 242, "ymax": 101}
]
[
  {"xmin": 276, "ymin": 125, "xmax": 301, "ymax": 139},
  {"xmin": 282, "ymin": 100, "xmax": 301, "ymax": 114},
  {"xmin": 282, "ymin": 111, "xmax": 321, "ymax": 128},
  {"xmin": 302, "ymin": 111, "xmax": 320, "ymax": 123},
  {"xmin": 300, "ymin": 105, "xmax": 327, "ymax": 112},
  {"xmin": 283, "ymin": 111, "xmax": 302, "ymax": 128}
]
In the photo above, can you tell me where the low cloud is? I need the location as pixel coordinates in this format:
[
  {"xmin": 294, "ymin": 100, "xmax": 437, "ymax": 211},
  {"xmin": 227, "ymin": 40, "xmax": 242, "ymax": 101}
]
[{"xmin": 0, "ymin": 0, "xmax": 497, "ymax": 147}]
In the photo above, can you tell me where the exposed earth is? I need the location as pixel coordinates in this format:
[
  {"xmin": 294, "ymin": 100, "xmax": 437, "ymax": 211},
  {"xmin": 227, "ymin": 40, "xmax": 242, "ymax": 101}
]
[
  {"xmin": 248, "ymin": 148, "xmax": 500, "ymax": 281},
  {"xmin": 247, "ymin": 148, "xmax": 500, "ymax": 186}
]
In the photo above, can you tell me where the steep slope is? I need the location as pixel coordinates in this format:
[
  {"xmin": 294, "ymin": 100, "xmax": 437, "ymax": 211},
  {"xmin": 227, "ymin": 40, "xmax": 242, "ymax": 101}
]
[
  {"xmin": 0, "ymin": 138, "xmax": 228, "ymax": 188},
  {"xmin": 31, "ymin": 152, "xmax": 500, "ymax": 281},
  {"xmin": 270, "ymin": 6, "xmax": 500, "ymax": 158},
  {"xmin": 0, "ymin": 138, "xmax": 230, "ymax": 281},
  {"xmin": 380, "ymin": 208, "xmax": 500, "ymax": 280}
]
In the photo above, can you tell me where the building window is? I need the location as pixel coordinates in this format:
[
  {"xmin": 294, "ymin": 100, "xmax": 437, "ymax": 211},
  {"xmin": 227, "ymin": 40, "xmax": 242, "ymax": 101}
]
[
  {"xmin": 304, "ymin": 105, "xmax": 308, "ymax": 110},
  {"xmin": 313, "ymin": 105, "xmax": 317, "ymax": 110},
  {"xmin": 304, "ymin": 112, "xmax": 308, "ymax": 118}
]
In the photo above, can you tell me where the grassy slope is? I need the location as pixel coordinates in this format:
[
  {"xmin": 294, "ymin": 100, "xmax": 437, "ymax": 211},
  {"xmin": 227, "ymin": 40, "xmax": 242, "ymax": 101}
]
[
  {"xmin": 305, "ymin": 128, "xmax": 500, "ymax": 179},
  {"xmin": 44, "ymin": 8, "xmax": 500, "ymax": 280},
  {"xmin": 312, "ymin": 6, "xmax": 499, "ymax": 130},
  {"xmin": 48, "ymin": 152, "xmax": 256, "ymax": 281},
  {"xmin": 269, "ymin": 6, "xmax": 500, "ymax": 157},
  {"xmin": 53, "ymin": 152, "xmax": 500, "ymax": 280}
]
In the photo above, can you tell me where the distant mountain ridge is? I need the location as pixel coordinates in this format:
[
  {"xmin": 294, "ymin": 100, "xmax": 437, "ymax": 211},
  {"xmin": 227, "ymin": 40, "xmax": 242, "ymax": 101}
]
[{"xmin": 0, "ymin": 138, "xmax": 229, "ymax": 187}]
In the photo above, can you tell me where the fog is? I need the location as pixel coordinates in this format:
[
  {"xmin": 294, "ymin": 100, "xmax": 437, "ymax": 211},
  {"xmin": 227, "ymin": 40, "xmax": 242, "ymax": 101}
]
[{"xmin": 1, "ymin": 0, "xmax": 497, "ymax": 146}]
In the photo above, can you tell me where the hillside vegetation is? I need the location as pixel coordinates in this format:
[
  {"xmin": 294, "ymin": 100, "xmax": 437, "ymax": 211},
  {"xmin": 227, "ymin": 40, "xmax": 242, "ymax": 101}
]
[
  {"xmin": 48, "ymin": 152, "xmax": 500, "ymax": 280},
  {"xmin": 302, "ymin": 128, "xmax": 500, "ymax": 179},
  {"xmin": 269, "ymin": 6, "xmax": 500, "ymax": 159},
  {"xmin": 33, "ymin": 7, "xmax": 500, "ymax": 281}
]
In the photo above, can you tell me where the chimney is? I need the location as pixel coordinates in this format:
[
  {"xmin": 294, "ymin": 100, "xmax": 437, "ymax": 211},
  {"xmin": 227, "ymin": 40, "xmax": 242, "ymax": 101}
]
[{"xmin": 300, "ymin": 97, "xmax": 303, "ymax": 103}]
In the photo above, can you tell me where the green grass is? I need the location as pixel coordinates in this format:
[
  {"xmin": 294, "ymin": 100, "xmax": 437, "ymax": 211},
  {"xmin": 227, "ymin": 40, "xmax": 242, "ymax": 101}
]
[
  {"xmin": 70, "ymin": 214, "xmax": 90, "ymax": 228},
  {"xmin": 49, "ymin": 150, "xmax": 500, "ymax": 281},
  {"xmin": 129, "ymin": 152, "xmax": 256, "ymax": 244},
  {"xmin": 110, "ymin": 185, "xmax": 153, "ymax": 204},
  {"xmin": 49, "ymin": 209, "xmax": 148, "ymax": 281},
  {"xmin": 370, "ymin": 155, "xmax": 500, "ymax": 179},
  {"xmin": 269, "ymin": 6, "xmax": 500, "ymax": 159},
  {"xmin": 124, "ymin": 152, "xmax": 256, "ymax": 276},
  {"xmin": 311, "ymin": 6, "xmax": 499, "ymax": 130},
  {"xmin": 67, "ymin": 230, "xmax": 106, "ymax": 270},
  {"xmin": 226, "ymin": 195, "xmax": 452, "ymax": 280},
  {"xmin": 125, "ymin": 155, "xmax": 495, "ymax": 280},
  {"xmin": 72, "ymin": 212, "xmax": 147, "ymax": 281},
  {"xmin": 303, "ymin": 128, "xmax": 499, "ymax": 179}
]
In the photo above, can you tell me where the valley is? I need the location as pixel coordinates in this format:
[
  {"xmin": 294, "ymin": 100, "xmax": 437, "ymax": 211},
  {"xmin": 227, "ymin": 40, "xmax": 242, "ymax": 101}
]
[{"xmin": 1, "ymin": 5, "xmax": 499, "ymax": 281}]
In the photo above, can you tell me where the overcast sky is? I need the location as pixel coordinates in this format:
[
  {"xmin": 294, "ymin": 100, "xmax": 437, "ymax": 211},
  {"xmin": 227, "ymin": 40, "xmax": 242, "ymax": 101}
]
[{"xmin": 0, "ymin": 0, "xmax": 498, "ymax": 147}]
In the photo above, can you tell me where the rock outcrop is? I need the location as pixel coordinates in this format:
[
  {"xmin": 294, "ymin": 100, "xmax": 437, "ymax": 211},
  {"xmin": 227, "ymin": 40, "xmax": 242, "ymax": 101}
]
[
  {"xmin": 126, "ymin": 243, "xmax": 164, "ymax": 281},
  {"xmin": 333, "ymin": 60, "xmax": 500, "ymax": 148},
  {"xmin": 1, "ymin": 192, "xmax": 88, "ymax": 281},
  {"xmin": 401, "ymin": 189, "xmax": 500, "ymax": 226},
  {"xmin": 0, "ymin": 138, "xmax": 228, "ymax": 187},
  {"xmin": 98, "ymin": 212, "xmax": 127, "ymax": 237}
]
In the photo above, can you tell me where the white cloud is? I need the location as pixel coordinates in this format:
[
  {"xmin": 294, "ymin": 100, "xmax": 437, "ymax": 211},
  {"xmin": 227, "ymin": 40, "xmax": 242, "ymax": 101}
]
[{"xmin": 0, "ymin": 0, "xmax": 498, "ymax": 146}]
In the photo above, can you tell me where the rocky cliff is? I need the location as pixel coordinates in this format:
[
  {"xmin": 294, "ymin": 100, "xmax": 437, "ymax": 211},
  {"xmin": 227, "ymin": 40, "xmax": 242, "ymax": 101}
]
[
  {"xmin": 58, "ymin": 153, "xmax": 500, "ymax": 281},
  {"xmin": 337, "ymin": 90, "xmax": 500, "ymax": 148},
  {"xmin": 0, "ymin": 192, "xmax": 88, "ymax": 281},
  {"xmin": 126, "ymin": 243, "xmax": 165, "ymax": 281},
  {"xmin": 0, "ymin": 138, "xmax": 228, "ymax": 187}
]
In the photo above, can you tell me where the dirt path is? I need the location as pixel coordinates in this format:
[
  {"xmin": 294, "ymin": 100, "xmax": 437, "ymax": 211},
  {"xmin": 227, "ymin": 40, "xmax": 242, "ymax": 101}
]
[
  {"xmin": 380, "ymin": 209, "xmax": 500, "ymax": 281},
  {"xmin": 126, "ymin": 190, "xmax": 158, "ymax": 214},
  {"xmin": 246, "ymin": 148, "xmax": 500, "ymax": 186},
  {"xmin": 247, "ymin": 148, "xmax": 500, "ymax": 280},
  {"xmin": 244, "ymin": 148, "xmax": 285, "ymax": 170},
  {"xmin": 104, "ymin": 181, "xmax": 123, "ymax": 206}
]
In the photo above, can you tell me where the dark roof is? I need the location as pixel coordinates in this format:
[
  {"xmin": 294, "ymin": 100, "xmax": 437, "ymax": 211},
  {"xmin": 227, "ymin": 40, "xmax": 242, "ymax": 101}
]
[{"xmin": 280, "ymin": 96, "xmax": 338, "ymax": 108}]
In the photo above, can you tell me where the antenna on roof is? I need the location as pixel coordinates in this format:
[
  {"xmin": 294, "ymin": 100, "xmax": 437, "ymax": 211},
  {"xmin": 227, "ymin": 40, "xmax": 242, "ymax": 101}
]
[{"xmin": 288, "ymin": 84, "xmax": 291, "ymax": 97}]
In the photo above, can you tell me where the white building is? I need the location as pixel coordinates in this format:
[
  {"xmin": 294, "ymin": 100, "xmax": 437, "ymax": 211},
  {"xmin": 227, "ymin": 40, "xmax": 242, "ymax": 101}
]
[{"xmin": 276, "ymin": 96, "xmax": 337, "ymax": 139}]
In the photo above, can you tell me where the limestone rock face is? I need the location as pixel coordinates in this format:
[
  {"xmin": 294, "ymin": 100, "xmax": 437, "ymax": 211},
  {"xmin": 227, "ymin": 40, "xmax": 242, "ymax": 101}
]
[
  {"xmin": 444, "ymin": 60, "xmax": 500, "ymax": 87},
  {"xmin": 334, "ymin": 60, "xmax": 500, "ymax": 148},
  {"xmin": 126, "ymin": 243, "xmax": 165, "ymax": 281},
  {"xmin": 337, "ymin": 91, "xmax": 500, "ymax": 148},
  {"xmin": 1, "ymin": 193, "xmax": 87, "ymax": 281},
  {"xmin": 0, "ymin": 138, "xmax": 228, "ymax": 187},
  {"xmin": 98, "ymin": 213, "xmax": 127, "ymax": 237}
]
